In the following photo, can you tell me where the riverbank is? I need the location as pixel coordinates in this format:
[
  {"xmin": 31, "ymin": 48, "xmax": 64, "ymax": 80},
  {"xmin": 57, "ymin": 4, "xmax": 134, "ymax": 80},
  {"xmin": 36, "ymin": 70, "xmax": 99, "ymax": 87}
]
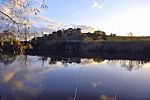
[
  {"xmin": 1, "ymin": 41, "xmax": 150, "ymax": 54},
  {"xmin": 30, "ymin": 41, "xmax": 150, "ymax": 53}
]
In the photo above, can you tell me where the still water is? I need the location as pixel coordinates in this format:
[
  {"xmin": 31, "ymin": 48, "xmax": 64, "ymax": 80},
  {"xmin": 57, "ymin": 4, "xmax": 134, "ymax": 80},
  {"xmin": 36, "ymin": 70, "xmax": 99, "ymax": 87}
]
[{"xmin": 0, "ymin": 54, "xmax": 150, "ymax": 100}]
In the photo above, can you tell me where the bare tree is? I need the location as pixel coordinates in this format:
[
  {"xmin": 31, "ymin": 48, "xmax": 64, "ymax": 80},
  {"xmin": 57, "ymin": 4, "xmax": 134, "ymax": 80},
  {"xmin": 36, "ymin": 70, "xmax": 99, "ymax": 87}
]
[
  {"xmin": 128, "ymin": 32, "xmax": 133, "ymax": 37},
  {"xmin": 0, "ymin": 0, "xmax": 47, "ymax": 38}
]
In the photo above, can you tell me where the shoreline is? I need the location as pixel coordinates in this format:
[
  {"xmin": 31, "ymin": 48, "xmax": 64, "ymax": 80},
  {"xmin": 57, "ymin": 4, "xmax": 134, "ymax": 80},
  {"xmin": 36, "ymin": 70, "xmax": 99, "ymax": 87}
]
[
  {"xmin": 1, "ymin": 41, "xmax": 150, "ymax": 60},
  {"xmin": 30, "ymin": 41, "xmax": 150, "ymax": 53}
]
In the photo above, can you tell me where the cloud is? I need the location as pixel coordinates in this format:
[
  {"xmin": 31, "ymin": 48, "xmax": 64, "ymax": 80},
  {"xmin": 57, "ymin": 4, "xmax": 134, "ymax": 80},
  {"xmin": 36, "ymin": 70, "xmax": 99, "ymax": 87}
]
[
  {"xmin": 33, "ymin": 15, "xmax": 67, "ymax": 29},
  {"xmin": 29, "ymin": 15, "xmax": 68, "ymax": 35},
  {"xmin": 72, "ymin": 25, "xmax": 95, "ymax": 33},
  {"xmin": 31, "ymin": 16, "xmax": 95, "ymax": 35},
  {"xmin": 92, "ymin": 0, "xmax": 103, "ymax": 9},
  {"xmin": 33, "ymin": 15, "xmax": 57, "ymax": 24}
]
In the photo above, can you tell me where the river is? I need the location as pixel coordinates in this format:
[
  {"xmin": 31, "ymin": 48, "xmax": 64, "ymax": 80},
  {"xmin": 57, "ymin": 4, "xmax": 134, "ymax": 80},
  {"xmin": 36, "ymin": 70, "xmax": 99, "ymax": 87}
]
[{"xmin": 0, "ymin": 54, "xmax": 150, "ymax": 100}]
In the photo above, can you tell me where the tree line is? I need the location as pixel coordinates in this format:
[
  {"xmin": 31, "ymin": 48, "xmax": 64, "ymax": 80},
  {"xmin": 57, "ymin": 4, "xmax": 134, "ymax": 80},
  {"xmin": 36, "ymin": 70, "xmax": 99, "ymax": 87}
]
[{"xmin": 32, "ymin": 28, "xmax": 108, "ymax": 44}]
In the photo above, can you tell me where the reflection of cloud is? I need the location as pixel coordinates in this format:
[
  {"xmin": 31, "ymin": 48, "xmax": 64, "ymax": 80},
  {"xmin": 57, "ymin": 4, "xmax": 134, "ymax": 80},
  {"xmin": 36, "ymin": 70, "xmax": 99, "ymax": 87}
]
[
  {"xmin": 106, "ymin": 60, "xmax": 145, "ymax": 71},
  {"xmin": 99, "ymin": 95, "xmax": 114, "ymax": 100},
  {"xmin": 81, "ymin": 59, "xmax": 99, "ymax": 65},
  {"xmin": 92, "ymin": 0, "xmax": 103, "ymax": 9},
  {"xmin": 11, "ymin": 80, "xmax": 24, "ymax": 90},
  {"xmin": 0, "ymin": 55, "xmax": 64, "ymax": 99},
  {"xmin": 91, "ymin": 81, "xmax": 101, "ymax": 88},
  {"xmin": 1, "ymin": 71, "xmax": 15, "ymax": 82}
]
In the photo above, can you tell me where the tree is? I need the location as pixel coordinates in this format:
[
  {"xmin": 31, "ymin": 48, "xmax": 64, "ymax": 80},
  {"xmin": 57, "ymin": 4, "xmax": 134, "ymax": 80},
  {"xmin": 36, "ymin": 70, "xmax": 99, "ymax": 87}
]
[
  {"xmin": 0, "ymin": 0, "xmax": 47, "ymax": 37},
  {"xmin": 0, "ymin": 30, "xmax": 16, "ymax": 43},
  {"xmin": 76, "ymin": 28, "xmax": 81, "ymax": 33},
  {"xmin": 57, "ymin": 30, "xmax": 63, "ymax": 37},
  {"xmin": 94, "ymin": 30, "xmax": 102, "ymax": 35},
  {"xmin": 110, "ymin": 33, "xmax": 116, "ymax": 37},
  {"xmin": 128, "ymin": 32, "xmax": 133, "ymax": 37},
  {"xmin": 94, "ymin": 30, "xmax": 107, "ymax": 40}
]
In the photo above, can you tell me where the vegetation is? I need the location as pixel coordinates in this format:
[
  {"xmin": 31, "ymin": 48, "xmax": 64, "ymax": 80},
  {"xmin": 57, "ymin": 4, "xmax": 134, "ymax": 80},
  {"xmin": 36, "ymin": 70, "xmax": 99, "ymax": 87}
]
[
  {"xmin": 0, "ymin": 0, "xmax": 47, "ymax": 41},
  {"xmin": 1, "ymin": 27, "xmax": 150, "ymax": 54},
  {"xmin": 0, "ymin": 30, "xmax": 32, "ymax": 54},
  {"xmin": 31, "ymin": 28, "xmax": 107, "ymax": 43},
  {"xmin": 0, "ymin": 0, "xmax": 47, "ymax": 54}
]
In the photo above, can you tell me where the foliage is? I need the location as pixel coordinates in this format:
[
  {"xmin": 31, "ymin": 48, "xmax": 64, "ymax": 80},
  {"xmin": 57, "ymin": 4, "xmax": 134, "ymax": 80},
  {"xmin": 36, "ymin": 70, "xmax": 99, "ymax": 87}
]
[
  {"xmin": 0, "ymin": 0, "xmax": 47, "ymax": 36},
  {"xmin": 83, "ymin": 37, "xmax": 93, "ymax": 42},
  {"xmin": 32, "ymin": 28, "xmax": 107, "ymax": 44}
]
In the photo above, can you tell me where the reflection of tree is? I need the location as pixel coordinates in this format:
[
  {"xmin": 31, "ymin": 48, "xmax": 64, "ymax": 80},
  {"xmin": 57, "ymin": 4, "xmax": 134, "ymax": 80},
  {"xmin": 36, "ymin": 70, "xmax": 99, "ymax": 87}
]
[
  {"xmin": 48, "ymin": 57, "xmax": 81, "ymax": 65},
  {"xmin": 0, "ymin": 53, "xmax": 17, "ymax": 65},
  {"xmin": 108, "ymin": 60, "xmax": 148, "ymax": 71},
  {"xmin": 93, "ymin": 58, "xmax": 105, "ymax": 63},
  {"xmin": 38, "ymin": 56, "xmax": 105, "ymax": 66},
  {"xmin": 23, "ymin": 55, "xmax": 28, "ymax": 67},
  {"xmin": 41, "ymin": 56, "xmax": 48, "ymax": 67}
]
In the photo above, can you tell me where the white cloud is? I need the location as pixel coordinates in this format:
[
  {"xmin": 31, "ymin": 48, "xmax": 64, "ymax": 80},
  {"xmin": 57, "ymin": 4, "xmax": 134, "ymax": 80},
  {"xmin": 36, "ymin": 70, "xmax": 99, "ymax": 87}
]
[
  {"xmin": 31, "ymin": 16, "xmax": 95, "ymax": 35},
  {"xmin": 92, "ymin": 0, "xmax": 103, "ymax": 9},
  {"xmin": 72, "ymin": 24, "xmax": 95, "ymax": 33},
  {"xmin": 33, "ymin": 15, "xmax": 59, "ymax": 24},
  {"xmin": 29, "ymin": 15, "xmax": 68, "ymax": 35},
  {"xmin": 33, "ymin": 15, "xmax": 66, "ymax": 29}
]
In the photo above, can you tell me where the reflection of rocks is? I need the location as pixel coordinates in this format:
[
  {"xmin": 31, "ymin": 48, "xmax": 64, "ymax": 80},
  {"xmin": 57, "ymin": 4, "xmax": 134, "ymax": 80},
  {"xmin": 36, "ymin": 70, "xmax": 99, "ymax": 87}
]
[{"xmin": 107, "ymin": 60, "xmax": 148, "ymax": 71}]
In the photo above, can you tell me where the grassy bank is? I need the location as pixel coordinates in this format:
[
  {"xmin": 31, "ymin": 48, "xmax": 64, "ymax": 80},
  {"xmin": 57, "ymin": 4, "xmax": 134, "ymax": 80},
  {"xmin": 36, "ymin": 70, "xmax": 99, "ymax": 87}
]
[{"xmin": 1, "ymin": 31, "xmax": 150, "ymax": 54}]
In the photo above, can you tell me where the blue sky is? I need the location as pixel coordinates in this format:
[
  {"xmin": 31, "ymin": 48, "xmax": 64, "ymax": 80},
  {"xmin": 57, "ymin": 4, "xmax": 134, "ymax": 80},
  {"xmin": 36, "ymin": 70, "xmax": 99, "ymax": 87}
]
[{"xmin": 38, "ymin": 0, "xmax": 150, "ymax": 36}]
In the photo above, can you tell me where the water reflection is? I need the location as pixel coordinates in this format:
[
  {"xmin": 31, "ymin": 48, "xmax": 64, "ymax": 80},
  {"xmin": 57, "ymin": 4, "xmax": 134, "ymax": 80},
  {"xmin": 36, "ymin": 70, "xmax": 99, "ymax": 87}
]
[
  {"xmin": 0, "ymin": 54, "xmax": 148, "ymax": 72},
  {"xmin": 0, "ymin": 55, "xmax": 64, "ymax": 100},
  {"xmin": 99, "ymin": 95, "xmax": 115, "ymax": 100},
  {"xmin": 107, "ymin": 60, "xmax": 148, "ymax": 71},
  {"xmin": 0, "ymin": 54, "xmax": 17, "ymax": 65},
  {"xmin": 0, "ymin": 54, "xmax": 150, "ymax": 100}
]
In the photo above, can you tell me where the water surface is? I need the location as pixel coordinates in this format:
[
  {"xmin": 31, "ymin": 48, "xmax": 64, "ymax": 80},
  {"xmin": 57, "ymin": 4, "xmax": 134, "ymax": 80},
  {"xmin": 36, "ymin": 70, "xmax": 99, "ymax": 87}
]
[{"xmin": 0, "ymin": 54, "xmax": 150, "ymax": 100}]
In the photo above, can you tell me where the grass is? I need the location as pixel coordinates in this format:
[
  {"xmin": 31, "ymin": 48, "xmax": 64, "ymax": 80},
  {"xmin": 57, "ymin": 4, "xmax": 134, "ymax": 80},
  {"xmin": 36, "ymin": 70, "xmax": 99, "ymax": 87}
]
[{"xmin": 107, "ymin": 36, "xmax": 150, "ymax": 41}]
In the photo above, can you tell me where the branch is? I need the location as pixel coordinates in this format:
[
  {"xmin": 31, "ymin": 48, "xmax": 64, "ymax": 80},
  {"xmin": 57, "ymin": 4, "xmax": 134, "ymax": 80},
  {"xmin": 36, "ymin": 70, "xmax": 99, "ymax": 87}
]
[
  {"xmin": 0, "ymin": 10, "xmax": 17, "ymax": 24},
  {"xmin": 0, "ymin": 10, "xmax": 21, "ymax": 35}
]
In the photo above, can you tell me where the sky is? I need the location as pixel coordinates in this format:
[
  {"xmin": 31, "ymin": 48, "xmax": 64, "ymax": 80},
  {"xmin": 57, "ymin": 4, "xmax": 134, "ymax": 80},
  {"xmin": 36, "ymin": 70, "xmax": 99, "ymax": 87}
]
[{"xmin": 36, "ymin": 0, "xmax": 150, "ymax": 36}]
